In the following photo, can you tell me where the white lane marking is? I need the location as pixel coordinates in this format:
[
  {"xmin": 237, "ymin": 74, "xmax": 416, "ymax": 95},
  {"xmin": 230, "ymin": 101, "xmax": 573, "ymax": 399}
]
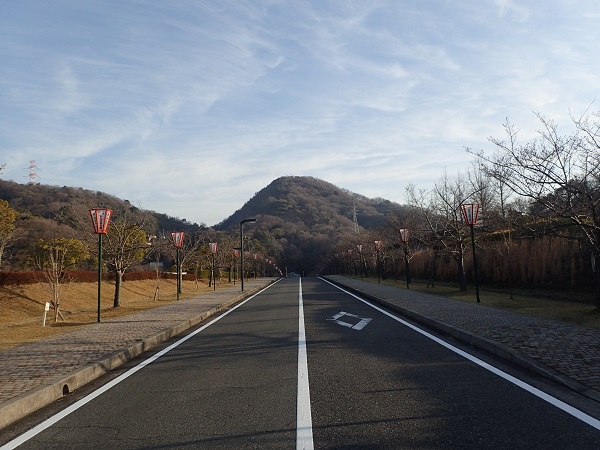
[
  {"xmin": 327, "ymin": 311, "xmax": 372, "ymax": 330},
  {"xmin": 297, "ymin": 278, "xmax": 314, "ymax": 450},
  {"xmin": 1, "ymin": 281, "xmax": 281, "ymax": 450},
  {"xmin": 320, "ymin": 277, "xmax": 600, "ymax": 431}
]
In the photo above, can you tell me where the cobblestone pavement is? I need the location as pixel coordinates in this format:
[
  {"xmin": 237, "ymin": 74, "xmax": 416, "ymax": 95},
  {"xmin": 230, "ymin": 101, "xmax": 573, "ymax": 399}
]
[
  {"xmin": 0, "ymin": 278, "xmax": 275, "ymax": 429},
  {"xmin": 325, "ymin": 275, "xmax": 600, "ymax": 401}
]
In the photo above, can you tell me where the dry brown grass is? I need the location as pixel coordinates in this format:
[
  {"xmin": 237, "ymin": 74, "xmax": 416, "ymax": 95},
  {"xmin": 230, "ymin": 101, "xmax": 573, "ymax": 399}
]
[
  {"xmin": 0, "ymin": 277, "xmax": 225, "ymax": 350},
  {"xmin": 364, "ymin": 276, "xmax": 600, "ymax": 329}
]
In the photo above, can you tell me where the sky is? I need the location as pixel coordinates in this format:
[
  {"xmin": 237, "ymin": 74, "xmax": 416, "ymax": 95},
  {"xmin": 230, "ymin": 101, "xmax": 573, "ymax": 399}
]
[{"xmin": 1, "ymin": 1, "xmax": 599, "ymax": 226}]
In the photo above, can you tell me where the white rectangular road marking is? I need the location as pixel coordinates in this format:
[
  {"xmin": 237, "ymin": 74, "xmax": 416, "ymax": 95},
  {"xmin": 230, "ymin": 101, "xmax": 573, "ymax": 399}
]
[
  {"xmin": 297, "ymin": 278, "xmax": 314, "ymax": 450},
  {"xmin": 352, "ymin": 318, "xmax": 372, "ymax": 330},
  {"xmin": 327, "ymin": 311, "xmax": 372, "ymax": 330}
]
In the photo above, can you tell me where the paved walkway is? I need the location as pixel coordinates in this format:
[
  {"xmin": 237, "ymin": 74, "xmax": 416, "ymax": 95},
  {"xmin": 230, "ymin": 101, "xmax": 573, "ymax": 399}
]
[
  {"xmin": 325, "ymin": 275, "xmax": 600, "ymax": 403},
  {"xmin": 0, "ymin": 278, "xmax": 276, "ymax": 430},
  {"xmin": 2, "ymin": 275, "xmax": 600, "ymax": 431}
]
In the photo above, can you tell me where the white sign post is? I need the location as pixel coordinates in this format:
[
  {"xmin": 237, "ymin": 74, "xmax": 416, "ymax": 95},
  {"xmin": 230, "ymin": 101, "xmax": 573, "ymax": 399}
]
[{"xmin": 42, "ymin": 302, "xmax": 50, "ymax": 327}]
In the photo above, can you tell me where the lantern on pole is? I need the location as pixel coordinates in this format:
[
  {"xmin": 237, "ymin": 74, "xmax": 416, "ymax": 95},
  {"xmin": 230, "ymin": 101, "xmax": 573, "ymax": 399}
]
[
  {"xmin": 170, "ymin": 232, "xmax": 184, "ymax": 300},
  {"xmin": 399, "ymin": 228, "xmax": 411, "ymax": 289},
  {"xmin": 461, "ymin": 203, "xmax": 481, "ymax": 303},
  {"xmin": 374, "ymin": 240, "xmax": 383, "ymax": 283},
  {"xmin": 89, "ymin": 208, "xmax": 113, "ymax": 322},
  {"xmin": 209, "ymin": 242, "xmax": 218, "ymax": 291}
]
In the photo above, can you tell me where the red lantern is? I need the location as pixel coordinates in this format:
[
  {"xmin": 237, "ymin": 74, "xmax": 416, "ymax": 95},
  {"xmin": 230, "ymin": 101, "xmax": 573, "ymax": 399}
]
[
  {"xmin": 170, "ymin": 231, "xmax": 185, "ymax": 248},
  {"xmin": 89, "ymin": 208, "xmax": 112, "ymax": 234},
  {"xmin": 461, "ymin": 203, "xmax": 481, "ymax": 226},
  {"xmin": 399, "ymin": 228, "xmax": 409, "ymax": 243}
]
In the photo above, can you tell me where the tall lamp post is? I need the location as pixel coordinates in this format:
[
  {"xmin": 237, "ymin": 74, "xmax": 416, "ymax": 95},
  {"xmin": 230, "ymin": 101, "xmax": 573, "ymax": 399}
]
[
  {"xmin": 89, "ymin": 208, "xmax": 113, "ymax": 323},
  {"xmin": 240, "ymin": 218, "xmax": 256, "ymax": 291},
  {"xmin": 461, "ymin": 203, "xmax": 481, "ymax": 303},
  {"xmin": 374, "ymin": 240, "xmax": 383, "ymax": 283},
  {"xmin": 399, "ymin": 228, "xmax": 411, "ymax": 289},
  {"xmin": 170, "ymin": 231, "xmax": 184, "ymax": 301},
  {"xmin": 209, "ymin": 242, "xmax": 218, "ymax": 291}
]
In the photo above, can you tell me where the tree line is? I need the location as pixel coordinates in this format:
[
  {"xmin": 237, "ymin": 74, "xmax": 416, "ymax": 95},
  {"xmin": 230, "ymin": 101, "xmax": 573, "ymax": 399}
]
[{"xmin": 323, "ymin": 111, "xmax": 600, "ymax": 306}]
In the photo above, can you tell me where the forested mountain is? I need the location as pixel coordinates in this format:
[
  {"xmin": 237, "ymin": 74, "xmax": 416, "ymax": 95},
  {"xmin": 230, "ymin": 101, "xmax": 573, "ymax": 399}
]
[
  {"xmin": 217, "ymin": 176, "xmax": 408, "ymax": 274},
  {"xmin": 0, "ymin": 176, "xmax": 407, "ymax": 274},
  {"xmin": 0, "ymin": 179, "xmax": 204, "ymax": 233},
  {"xmin": 0, "ymin": 179, "xmax": 205, "ymax": 269}
]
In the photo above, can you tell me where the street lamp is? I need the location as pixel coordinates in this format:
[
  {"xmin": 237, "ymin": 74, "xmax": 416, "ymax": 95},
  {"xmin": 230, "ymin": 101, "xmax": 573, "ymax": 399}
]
[
  {"xmin": 209, "ymin": 242, "xmax": 218, "ymax": 291},
  {"xmin": 89, "ymin": 208, "xmax": 113, "ymax": 323},
  {"xmin": 399, "ymin": 229, "xmax": 410, "ymax": 289},
  {"xmin": 374, "ymin": 240, "xmax": 383, "ymax": 283},
  {"xmin": 170, "ymin": 231, "xmax": 184, "ymax": 301},
  {"xmin": 240, "ymin": 218, "xmax": 256, "ymax": 291},
  {"xmin": 461, "ymin": 203, "xmax": 481, "ymax": 303}
]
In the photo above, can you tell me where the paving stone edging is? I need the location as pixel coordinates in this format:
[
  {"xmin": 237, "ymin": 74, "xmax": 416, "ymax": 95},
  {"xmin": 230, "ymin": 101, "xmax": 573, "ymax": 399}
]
[
  {"xmin": 323, "ymin": 276, "xmax": 600, "ymax": 403},
  {"xmin": 0, "ymin": 282, "xmax": 272, "ymax": 430}
]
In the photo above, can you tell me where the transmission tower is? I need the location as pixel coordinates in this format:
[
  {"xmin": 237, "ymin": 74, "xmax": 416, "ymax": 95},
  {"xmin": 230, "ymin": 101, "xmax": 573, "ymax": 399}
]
[
  {"xmin": 353, "ymin": 203, "xmax": 360, "ymax": 235},
  {"xmin": 27, "ymin": 160, "xmax": 40, "ymax": 184}
]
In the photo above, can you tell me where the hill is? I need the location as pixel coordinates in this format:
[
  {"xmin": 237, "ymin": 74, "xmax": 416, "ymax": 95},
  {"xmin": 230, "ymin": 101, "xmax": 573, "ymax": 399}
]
[
  {"xmin": 216, "ymin": 176, "xmax": 408, "ymax": 274},
  {"xmin": 0, "ymin": 179, "xmax": 204, "ymax": 269}
]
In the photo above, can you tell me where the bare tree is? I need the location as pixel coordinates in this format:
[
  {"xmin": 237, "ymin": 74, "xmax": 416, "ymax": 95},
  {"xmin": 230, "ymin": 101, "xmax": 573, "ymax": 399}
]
[
  {"xmin": 406, "ymin": 171, "xmax": 475, "ymax": 290},
  {"xmin": 103, "ymin": 214, "xmax": 149, "ymax": 307},
  {"xmin": 475, "ymin": 113, "xmax": 600, "ymax": 303}
]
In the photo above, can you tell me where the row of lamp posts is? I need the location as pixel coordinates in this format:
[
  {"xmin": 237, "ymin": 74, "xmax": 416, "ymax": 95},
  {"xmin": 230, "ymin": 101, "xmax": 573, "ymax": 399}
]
[
  {"xmin": 88, "ymin": 210, "xmax": 258, "ymax": 323},
  {"xmin": 349, "ymin": 202, "xmax": 480, "ymax": 302}
]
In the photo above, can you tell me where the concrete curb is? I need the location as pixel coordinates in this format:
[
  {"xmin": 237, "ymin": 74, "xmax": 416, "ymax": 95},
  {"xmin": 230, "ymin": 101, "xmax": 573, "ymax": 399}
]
[
  {"xmin": 323, "ymin": 277, "xmax": 600, "ymax": 404},
  {"xmin": 0, "ymin": 283, "xmax": 270, "ymax": 430}
]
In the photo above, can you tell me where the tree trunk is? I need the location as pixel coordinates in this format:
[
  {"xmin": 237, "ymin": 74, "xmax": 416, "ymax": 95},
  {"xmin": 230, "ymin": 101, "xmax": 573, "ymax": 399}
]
[
  {"xmin": 595, "ymin": 263, "xmax": 600, "ymax": 310},
  {"xmin": 114, "ymin": 270, "xmax": 123, "ymax": 307},
  {"xmin": 456, "ymin": 255, "xmax": 468, "ymax": 291}
]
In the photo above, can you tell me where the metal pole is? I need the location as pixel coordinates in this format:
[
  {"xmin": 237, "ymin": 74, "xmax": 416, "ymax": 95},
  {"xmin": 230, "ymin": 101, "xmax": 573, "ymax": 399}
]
[
  {"xmin": 404, "ymin": 245, "xmax": 410, "ymax": 290},
  {"xmin": 240, "ymin": 222, "xmax": 245, "ymax": 291},
  {"xmin": 470, "ymin": 224, "xmax": 480, "ymax": 303},
  {"xmin": 377, "ymin": 249, "xmax": 380, "ymax": 283},
  {"xmin": 212, "ymin": 252, "xmax": 216, "ymax": 291},
  {"xmin": 97, "ymin": 234, "xmax": 102, "ymax": 323},
  {"xmin": 176, "ymin": 247, "xmax": 180, "ymax": 301}
]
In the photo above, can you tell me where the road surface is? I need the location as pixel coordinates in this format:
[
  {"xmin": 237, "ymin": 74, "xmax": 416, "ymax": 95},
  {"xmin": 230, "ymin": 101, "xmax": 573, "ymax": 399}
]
[{"xmin": 3, "ymin": 277, "xmax": 600, "ymax": 449}]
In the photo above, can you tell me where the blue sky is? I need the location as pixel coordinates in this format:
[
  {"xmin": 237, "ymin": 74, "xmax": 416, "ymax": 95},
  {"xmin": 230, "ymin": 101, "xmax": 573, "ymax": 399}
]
[{"xmin": 1, "ymin": 1, "xmax": 599, "ymax": 226}]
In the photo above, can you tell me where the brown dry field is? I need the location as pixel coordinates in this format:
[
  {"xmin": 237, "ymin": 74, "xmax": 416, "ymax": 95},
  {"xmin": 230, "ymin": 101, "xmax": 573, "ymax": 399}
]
[{"xmin": 0, "ymin": 278, "xmax": 223, "ymax": 351}]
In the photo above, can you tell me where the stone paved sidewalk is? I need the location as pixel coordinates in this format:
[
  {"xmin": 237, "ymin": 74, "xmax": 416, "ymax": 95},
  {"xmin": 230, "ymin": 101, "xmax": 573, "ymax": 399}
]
[
  {"xmin": 325, "ymin": 275, "xmax": 600, "ymax": 401},
  {"xmin": 0, "ymin": 278, "xmax": 275, "ymax": 429}
]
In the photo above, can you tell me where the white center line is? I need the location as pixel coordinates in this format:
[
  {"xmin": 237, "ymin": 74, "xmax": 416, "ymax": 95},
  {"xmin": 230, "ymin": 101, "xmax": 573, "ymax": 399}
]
[{"xmin": 296, "ymin": 278, "xmax": 314, "ymax": 450}]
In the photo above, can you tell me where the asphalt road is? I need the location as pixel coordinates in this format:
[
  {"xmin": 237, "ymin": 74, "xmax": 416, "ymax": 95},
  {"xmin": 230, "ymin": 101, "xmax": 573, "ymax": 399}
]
[{"xmin": 3, "ymin": 277, "xmax": 600, "ymax": 449}]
